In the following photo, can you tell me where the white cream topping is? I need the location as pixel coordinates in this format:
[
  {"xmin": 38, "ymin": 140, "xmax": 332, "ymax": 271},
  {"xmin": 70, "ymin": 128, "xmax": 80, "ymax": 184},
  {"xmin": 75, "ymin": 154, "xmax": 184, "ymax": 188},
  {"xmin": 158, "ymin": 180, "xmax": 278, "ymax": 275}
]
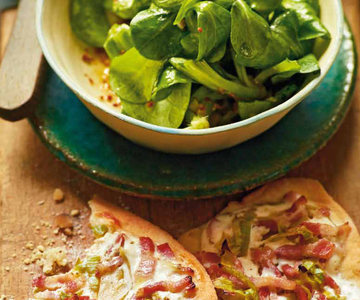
[
  {"xmin": 255, "ymin": 202, "xmax": 292, "ymax": 218},
  {"xmin": 328, "ymin": 274, "xmax": 360, "ymax": 300},
  {"xmin": 239, "ymin": 257, "xmax": 259, "ymax": 277},
  {"xmin": 43, "ymin": 231, "xmax": 191, "ymax": 300}
]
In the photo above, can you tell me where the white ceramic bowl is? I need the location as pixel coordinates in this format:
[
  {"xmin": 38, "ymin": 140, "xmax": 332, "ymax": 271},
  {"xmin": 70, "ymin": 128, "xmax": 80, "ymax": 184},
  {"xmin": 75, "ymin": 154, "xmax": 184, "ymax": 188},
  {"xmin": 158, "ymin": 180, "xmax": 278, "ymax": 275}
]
[{"xmin": 36, "ymin": 0, "xmax": 344, "ymax": 154}]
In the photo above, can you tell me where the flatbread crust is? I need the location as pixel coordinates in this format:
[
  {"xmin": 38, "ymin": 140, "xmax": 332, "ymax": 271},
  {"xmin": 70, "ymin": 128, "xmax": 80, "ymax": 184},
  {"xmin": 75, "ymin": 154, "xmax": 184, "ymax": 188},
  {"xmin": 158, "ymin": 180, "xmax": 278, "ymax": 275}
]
[
  {"xmin": 179, "ymin": 178, "xmax": 360, "ymax": 287},
  {"xmin": 89, "ymin": 196, "xmax": 217, "ymax": 300}
]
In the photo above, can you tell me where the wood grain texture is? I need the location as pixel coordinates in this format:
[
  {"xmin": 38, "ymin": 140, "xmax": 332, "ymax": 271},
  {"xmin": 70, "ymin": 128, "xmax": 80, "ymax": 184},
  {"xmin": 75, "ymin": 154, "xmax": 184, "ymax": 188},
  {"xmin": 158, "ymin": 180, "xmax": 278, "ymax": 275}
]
[
  {"xmin": 0, "ymin": 0, "xmax": 42, "ymax": 116},
  {"xmin": 0, "ymin": 0, "xmax": 359, "ymax": 298}
]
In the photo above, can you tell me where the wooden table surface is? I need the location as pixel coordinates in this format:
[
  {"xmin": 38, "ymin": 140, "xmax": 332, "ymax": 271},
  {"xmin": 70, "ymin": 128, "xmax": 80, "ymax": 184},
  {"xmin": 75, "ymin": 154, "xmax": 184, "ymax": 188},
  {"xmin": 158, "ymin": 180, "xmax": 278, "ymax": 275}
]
[{"xmin": 1, "ymin": 2, "xmax": 359, "ymax": 298}]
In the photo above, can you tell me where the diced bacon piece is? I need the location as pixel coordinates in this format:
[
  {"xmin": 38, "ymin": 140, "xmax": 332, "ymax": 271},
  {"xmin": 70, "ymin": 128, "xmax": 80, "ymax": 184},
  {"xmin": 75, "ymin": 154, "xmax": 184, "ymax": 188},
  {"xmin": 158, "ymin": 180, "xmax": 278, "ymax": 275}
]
[
  {"xmin": 251, "ymin": 276, "xmax": 296, "ymax": 290},
  {"xmin": 278, "ymin": 195, "xmax": 309, "ymax": 226},
  {"xmin": 32, "ymin": 274, "xmax": 46, "ymax": 289},
  {"xmin": 134, "ymin": 276, "xmax": 196, "ymax": 299},
  {"xmin": 324, "ymin": 274, "xmax": 341, "ymax": 295},
  {"xmin": 257, "ymin": 220, "xmax": 278, "ymax": 235},
  {"xmin": 135, "ymin": 237, "xmax": 157, "ymax": 281},
  {"xmin": 207, "ymin": 265, "xmax": 247, "ymax": 289},
  {"xmin": 65, "ymin": 280, "xmax": 78, "ymax": 293},
  {"xmin": 106, "ymin": 233, "xmax": 126, "ymax": 255},
  {"xmin": 258, "ymin": 287, "xmax": 270, "ymax": 300},
  {"xmin": 294, "ymin": 285, "xmax": 308, "ymax": 300},
  {"xmin": 318, "ymin": 207, "xmax": 331, "ymax": 217},
  {"xmin": 35, "ymin": 273, "xmax": 85, "ymax": 291},
  {"xmin": 302, "ymin": 222, "xmax": 338, "ymax": 237},
  {"xmin": 116, "ymin": 233, "xmax": 126, "ymax": 247},
  {"xmin": 281, "ymin": 264, "xmax": 299, "ymax": 279},
  {"xmin": 251, "ymin": 247, "xmax": 281, "ymax": 277},
  {"xmin": 275, "ymin": 239, "xmax": 335, "ymax": 260},
  {"xmin": 102, "ymin": 212, "xmax": 121, "ymax": 227},
  {"xmin": 65, "ymin": 296, "xmax": 92, "ymax": 300},
  {"xmin": 97, "ymin": 256, "xmax": 124, "ymax": 275},
  {"xmin": 195, "ymin": 251, "xmax": 221, "ymax": 269},
  {"xmin": 157, "ymin": 243, "xmax": 175, "ymax": 260},
  {"xmin": 306, "ymin": 239, "xmax": 335, "ymax": 259},
  {"xmin": 285, "ymin": 195, "xmax": 307, "ymax": 213},
  {"xmin": 275, "ymin": 245, "xmax": 303, "ymax": 260}
]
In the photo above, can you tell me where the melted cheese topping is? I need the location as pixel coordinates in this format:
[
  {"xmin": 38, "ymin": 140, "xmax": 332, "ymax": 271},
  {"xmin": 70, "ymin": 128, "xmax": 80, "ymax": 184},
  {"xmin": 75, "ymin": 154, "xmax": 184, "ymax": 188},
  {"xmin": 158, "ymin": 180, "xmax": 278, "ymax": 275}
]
[{"xmin": 35, "ymin": 231, "xmax": 192, "ymax": 300}]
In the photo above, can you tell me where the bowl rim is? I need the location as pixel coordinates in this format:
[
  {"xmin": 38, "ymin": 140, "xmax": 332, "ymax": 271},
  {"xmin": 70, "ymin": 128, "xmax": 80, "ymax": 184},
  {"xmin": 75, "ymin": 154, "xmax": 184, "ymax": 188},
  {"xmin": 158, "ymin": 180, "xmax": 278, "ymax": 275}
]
[{"xmin": 36, "ymin": 0, "xmax": 344, "ymax": 137}]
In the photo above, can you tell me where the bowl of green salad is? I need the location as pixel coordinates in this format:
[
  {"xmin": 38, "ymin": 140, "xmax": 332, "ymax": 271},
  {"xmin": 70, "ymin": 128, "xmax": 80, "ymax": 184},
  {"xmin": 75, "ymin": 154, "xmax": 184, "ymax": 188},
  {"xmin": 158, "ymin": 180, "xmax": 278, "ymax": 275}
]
[{"xmin": 36, "ymin": 0, "xmax": 343, "ymax": 154}]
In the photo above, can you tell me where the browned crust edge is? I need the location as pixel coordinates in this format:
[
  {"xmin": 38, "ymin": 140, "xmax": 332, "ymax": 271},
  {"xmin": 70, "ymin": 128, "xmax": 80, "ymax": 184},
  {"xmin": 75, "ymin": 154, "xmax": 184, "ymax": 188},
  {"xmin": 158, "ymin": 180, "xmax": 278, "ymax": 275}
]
[{"xmin": 89, "ymin": 197, "xmax": 217, "ymax": 300}]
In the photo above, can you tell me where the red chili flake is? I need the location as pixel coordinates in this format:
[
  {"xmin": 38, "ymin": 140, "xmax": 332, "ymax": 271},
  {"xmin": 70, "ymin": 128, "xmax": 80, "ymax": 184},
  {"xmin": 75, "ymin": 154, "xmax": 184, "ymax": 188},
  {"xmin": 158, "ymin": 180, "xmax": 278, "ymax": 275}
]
[
  {"xmin": 82, "ymin": 53, "xmax": 94, "ymax": 64},
  {"xmin": 113, "ymin": 103, "xmax": 121, "ymax": 107},
  {"xmin": 229, "ymin": 93, "xmax": 235, "ymax": 98},
  {"xmin": 102, "ymin": 212, "xmax": 121, "ymax": 227},
  {"xmin": 100, "ymin": 96, "xmax": 104, "ymax": 101},
  {"xmin": 107, "ymin": 95, "xmax": 113, "ymax": 101},
  {"xmin": 120, "ymin": 50, "xmax": 126, "ymax": 55},
  {"xmin": 88, "ymin": 78, "xmax": 94, "ymax": 85},
  {"xmin": 146, "ymin": 101, "xmax": 154, "ymax": 108},
  {"xmin": 197, "ymin": 27, "xmax": 203, "ymax": 33}
]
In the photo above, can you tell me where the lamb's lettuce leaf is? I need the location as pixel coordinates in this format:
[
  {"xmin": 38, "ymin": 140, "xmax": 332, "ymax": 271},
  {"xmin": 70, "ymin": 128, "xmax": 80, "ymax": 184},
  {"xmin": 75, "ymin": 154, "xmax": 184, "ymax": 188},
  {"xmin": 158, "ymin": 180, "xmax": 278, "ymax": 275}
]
[
  {"xmin": 70, "ymin": 0, "xmax": 110, "ymax": 47},
  {"xmin": 109, "ymin": 48, "xmax": 164, "ymax": 104},
  {"xmin": 104, "ymin": 24, "xmax": 133, "ymax": 59},
  {"xmin": 170, "ymin": 57, "xmax": 267, "ymax": 99},
  {"xmin": 122, "ymin": 83, "xmax": 192, "ymax": 128},
  {"xmin": 131, "ymin": 8, "xmax": 187, "ymax": 60}
]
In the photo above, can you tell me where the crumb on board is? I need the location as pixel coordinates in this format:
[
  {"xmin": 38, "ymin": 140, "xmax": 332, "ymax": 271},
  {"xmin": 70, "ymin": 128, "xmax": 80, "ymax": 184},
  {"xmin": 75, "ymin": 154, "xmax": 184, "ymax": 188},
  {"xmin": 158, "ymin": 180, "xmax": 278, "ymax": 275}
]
[
  {"xmin": 26, "ymin": 242, "xmax": 34, "ymax": 250},
  {"xmin": 30, "ymin": 247, "xmax": 68, "ymax": 275},
  {"xmin": 54, "ymin": 214, "xmax": 73, "ymax": 229},
  {"xmin": 53, "ymin": 188, "xmax": 65, "ymax": 202},
  {"xmin": 70, "ymin": 209, "xmax": 80, "ymax": 217}
]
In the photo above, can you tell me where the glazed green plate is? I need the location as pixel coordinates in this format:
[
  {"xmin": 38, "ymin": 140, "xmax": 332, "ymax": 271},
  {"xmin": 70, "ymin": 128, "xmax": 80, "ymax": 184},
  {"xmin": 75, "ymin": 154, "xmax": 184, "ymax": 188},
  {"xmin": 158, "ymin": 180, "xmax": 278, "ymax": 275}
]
[{"xmin": 29, "ymin": 23, "xmax": 357, "ymax": 200}]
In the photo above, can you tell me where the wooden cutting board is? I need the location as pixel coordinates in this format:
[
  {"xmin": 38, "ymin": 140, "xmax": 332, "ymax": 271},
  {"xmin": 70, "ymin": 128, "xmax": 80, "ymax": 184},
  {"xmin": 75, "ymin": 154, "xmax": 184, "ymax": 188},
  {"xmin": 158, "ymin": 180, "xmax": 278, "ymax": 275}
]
[{"xmin": 1, "ymin": 1, "xmax": 360, "ymax": 298}]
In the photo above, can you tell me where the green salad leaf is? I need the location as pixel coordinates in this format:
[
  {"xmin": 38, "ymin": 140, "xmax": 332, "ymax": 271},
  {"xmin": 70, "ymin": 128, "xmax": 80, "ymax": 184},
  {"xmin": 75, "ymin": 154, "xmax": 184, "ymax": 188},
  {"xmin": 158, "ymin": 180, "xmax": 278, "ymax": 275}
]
[
  {"xmin": 174, "ymin": 0, "xmax": 199, "ymax": 25},
  {"xmin": 108, "ymin": 0, "xmax": 151, "ymax": 19},
  {"xmin": 151, "ymin": 65, "xmax": 192, "ymax": 101},
  {"xmin": 255, "ymin": 54, "xmax": 319, "ymax": 84},
  {"xmin": 70, "ymin": 0, "xmax": 330, "ymax": 129},
  {"xmin": 182, "ymin": 2, "xmax": 231, "ymax": 60},
  {"xmin": 153, "ymin": 0, "xmax": 183, "ymax": 11},
  {"xmin": 70, "ymin": 0, "xmax": 110, "ymax": 47},
  {"xmin": 281, "ymin": 0, "xmax": 330, "ymax": 41},
  {"xmin": 170, "ymin": 57, "xmax": 267, "ymax": 99},
  {"xmin": 109, "ymin": 48, "xmax": 164, "ymax": 104},
  {"xmin": 231, "ymin": 0, "xmax": 304, "ymax": 68},
  {"xmin": 122, "ymin": 83, "xmax": 192, "ymax": 127},
  {"xmin": 213, "ymin": 0, "xmax": 235, "ymax": 10},
  {"xmin": 247, "ymin": 0, "xmax": 281, "ymax": 15},
  {"xmin": 238, "ymin": 84, "xmax": 299, "ymax": 119},
  {"xmin": 104, "ymin": 24, "xmax": 133, "ymax": 59},
  {"xmin": 130, "ymin": 8, "xmax": 187, "ymax": 60}
]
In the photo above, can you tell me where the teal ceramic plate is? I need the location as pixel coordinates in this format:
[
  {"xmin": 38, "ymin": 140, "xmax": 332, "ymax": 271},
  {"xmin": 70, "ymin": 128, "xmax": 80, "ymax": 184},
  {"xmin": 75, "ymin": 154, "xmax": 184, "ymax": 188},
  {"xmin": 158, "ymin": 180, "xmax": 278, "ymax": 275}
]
[{"xmin": 29, "ymin": 22, "xmax": 357, "ymax": 200}]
